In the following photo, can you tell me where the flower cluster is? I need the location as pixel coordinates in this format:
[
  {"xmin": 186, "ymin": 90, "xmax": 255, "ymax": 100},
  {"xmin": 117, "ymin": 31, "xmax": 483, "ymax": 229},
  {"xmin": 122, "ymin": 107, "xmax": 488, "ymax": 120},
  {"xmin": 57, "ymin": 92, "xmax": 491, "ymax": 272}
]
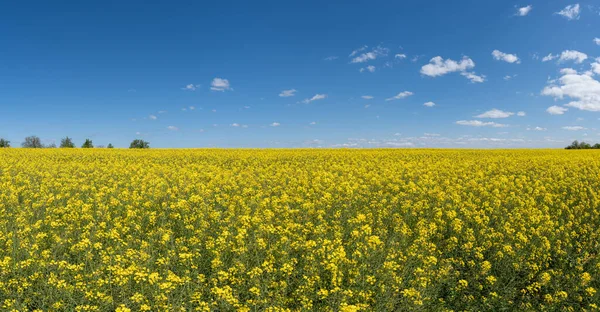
[{"xmin": 0, "ymin": 149, "xmax": 598, "ymax": 310}]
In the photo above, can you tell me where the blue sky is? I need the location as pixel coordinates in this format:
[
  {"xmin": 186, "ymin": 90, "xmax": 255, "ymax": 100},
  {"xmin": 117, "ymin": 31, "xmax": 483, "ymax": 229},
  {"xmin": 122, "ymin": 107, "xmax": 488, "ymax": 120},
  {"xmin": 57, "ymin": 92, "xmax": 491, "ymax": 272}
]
[{"xmin": 1, "ymin": 0, "xmax": 600, "ymax": 148}]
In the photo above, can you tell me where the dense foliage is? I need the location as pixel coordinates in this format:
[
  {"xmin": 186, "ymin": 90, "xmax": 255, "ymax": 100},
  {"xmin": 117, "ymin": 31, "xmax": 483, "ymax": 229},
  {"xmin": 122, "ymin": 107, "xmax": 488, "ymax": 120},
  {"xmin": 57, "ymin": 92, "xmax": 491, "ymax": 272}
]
[
  {"xmin": 0, "ymin": 149, "xmax": 598, "ymax": 311},
  {"xmin": 565, "ymin": 140, "xmax": 600, "ymax": 149}
]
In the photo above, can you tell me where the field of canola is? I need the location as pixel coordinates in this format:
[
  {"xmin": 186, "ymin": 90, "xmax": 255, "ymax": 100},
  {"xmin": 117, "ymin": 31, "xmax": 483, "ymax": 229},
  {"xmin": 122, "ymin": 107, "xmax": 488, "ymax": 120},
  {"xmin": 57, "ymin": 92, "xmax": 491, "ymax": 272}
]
[{"xmin": 0, "ymin": 149, "xmax": 599, "ymax": 311}]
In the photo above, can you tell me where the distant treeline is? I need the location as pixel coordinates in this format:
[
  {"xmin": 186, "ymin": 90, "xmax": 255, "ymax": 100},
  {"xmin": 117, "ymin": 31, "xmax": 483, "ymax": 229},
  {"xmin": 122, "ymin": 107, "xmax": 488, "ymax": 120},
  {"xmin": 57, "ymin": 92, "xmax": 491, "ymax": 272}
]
[
  {"xmin": 0, "ymin": 136, "xmax": 150, "ymax": 149},
  {"xmin": 565, "ymin": 140, "xmax": 600, "ymax": 149}
]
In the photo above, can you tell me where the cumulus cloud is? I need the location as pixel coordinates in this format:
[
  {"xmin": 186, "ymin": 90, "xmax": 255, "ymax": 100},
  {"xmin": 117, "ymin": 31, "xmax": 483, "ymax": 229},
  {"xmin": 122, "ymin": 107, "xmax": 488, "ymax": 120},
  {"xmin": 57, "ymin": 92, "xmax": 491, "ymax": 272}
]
[
  {"xmin": 385, "ymin": 91, "xmax": 414, "ymax": 101},
  {"xmin": 595, "ymin": 38, "xmax": 600, "ymax": 45},
  {"xmin": 350, "ymin": 46, "xmax": 389, "ymax": 63},
  {"xmin": 560, "ymin": 68, "xmax": 578, "ymax": 75},
  {"xmin": 542, "ymin": 71, "xmax": 600, "ymax": 112},
  {"xmin": 546, "ymin": 105, "xmax": 568, "ymax": 115},
  {"xmin": 270, "ymin": 122, "xmax": 280, "ymax": 127},
  {"xmin": 420, "ymin": 56, "xmax": 475, "ymax": 77},
  {"xmin": 562, "ymin": 126, "xmax": 585, "ymax": 131},
  {"xmin": 492, "ymin": 50, "xmax": 520, "ymax": 63},
  {"xmin": 556, "ymin": 4, "xmax": 580, "ymax": 20},
  {"xmin": 456, "ymin": 120, "xmax": 508, "ymax": 127},
  {"xmin": 302, "ymin": 94, "xmax": 327, "ymax": 104},
  {"xmin": 210, "ymin": 78, "xmax": 232, "ymax": 91},
  {"xmin": 279, "ymin": 89, "xmax": 297, "ymax": 97},
  {"xmin": 475, "ymin": 109, "xmax": 514, "ymax": 118},
  {"xmin": 559, "ymin": 50, "xmax": 588, "ymax": 63},
  {"xmin": 424, "ymin": 101, "xmax": 436, "ymax": 107},
  {"xmin": 517, "ymin": 111, "xmax": 526, "ymax": 116},
  {"xmin": 395, "ymin": 54, "xmax": 407, "ymax": 59},
  {"xmin": 516, "ymin": 5, "xmax": 533, "ymax": 16},
  {"xmin": 361, "ymin": 95, "xmax": 374, "ymax": 100},
  {"xmin": 167, "ymin": 126, "xmax": 179, "ymax": 131}
]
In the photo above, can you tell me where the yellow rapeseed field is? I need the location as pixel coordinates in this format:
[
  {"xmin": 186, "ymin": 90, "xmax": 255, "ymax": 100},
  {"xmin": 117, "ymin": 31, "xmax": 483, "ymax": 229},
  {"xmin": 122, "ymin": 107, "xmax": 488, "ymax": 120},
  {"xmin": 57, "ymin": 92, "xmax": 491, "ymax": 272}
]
[{"xmin": 0, "ymin": 149, "xmax": 599, "ymax": 311}]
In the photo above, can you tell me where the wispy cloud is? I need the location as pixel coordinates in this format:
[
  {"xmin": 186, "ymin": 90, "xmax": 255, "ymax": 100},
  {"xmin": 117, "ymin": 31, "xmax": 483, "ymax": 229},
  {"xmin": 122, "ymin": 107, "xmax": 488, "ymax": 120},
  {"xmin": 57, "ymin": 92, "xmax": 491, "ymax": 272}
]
[
  {"xmin": 270, "ymin": 122, "xmax": 280, "ymax": 127},
  {"xmin": 359, "ymin": 65, "xmax": 376, "ymax": 73},
  {"xmin": 182, "ymin": 84, "xmax": 200, "ymax": 91},
  {"xmin": 516, "ymin": 5, "xmax": 533, "ymax": 16},
  {"xmin": 210, "ymin": 78, "xmax": 232, "ymax": 91},
  {"xmin": 562, "ymin": 126, "xmax": 585, "ymax": 131},
  {"xmin": 492, "ymin": 50, "xmax": 520, "ymax": 63},
  {"xmin": 350, "ymin": 46, "xmax": 389, "ymax": 63},
  {"xmin": 456, "ymin": 120, "xmax": 508, "ymax": 127},
  {"xmin": 461, "ymin": 72, "xmax": 486, "ymax": 83},
  {"xmin": 475, "ymin": 109, "xmax": 514, "ymax": 119},
  {"xmin": 527, "ymin": 126, "xmax": 547, "ymax": 131},
  {"xmin": 385, "ymin": 91, "xmax": 413, "ymax": 101},
  {"xmin": 167, "ymin": 126, "xmax": 179, "ymax": 131},
  {"xmin": 279, "ymin": 89, "xmax": 297, "ymax": 97},
  {"xmin": 556, "ymin": 4, "xmax": 580, "ymax": 20},
  {"xmin": 324, "ymin": 56, "xmax": 338, "ymax": 61},
  {"xmin": 149, "ymin": 115, "xmax": 157, "ymax": 120},
  {"xmin": 361, "ymin": 95, "xmax": 374, "ymax": 100},
  {"xmin": 302, "ymin": 94, "xmax": 327, "ymax": 104},
  {"xmin": 546, "ymin": 105, "xmax": 568, "ymax": 115}
]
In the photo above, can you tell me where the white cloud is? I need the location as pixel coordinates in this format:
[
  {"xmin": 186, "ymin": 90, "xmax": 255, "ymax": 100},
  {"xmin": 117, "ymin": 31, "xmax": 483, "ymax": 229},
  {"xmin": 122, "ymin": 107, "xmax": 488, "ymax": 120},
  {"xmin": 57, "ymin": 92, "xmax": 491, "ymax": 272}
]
[
  {"xmin": 349, "ymin": 45, "xmax": 368, "ymax": 57},
  {"xmin": 279, "ymin": 89, "xmax": 297, "ymax": 97},
  {"xmin": 517, "ymin": 111, "xmax": 526, "ymax": 116},
  {"xmin": 182, "ymin": 84, "xmax": 200, "ymax": 91},
  {"xmin": 560, "ymin": 68, "xmax": 578, "ymax": 75},
  {"xmin": 385, "ymin": 91, "xmax": 414, "ymax": 101},
  {"xmin": 516, "ymin": 5, "xmax": 533, "ymax": 16},
  {"xmin": 149, "ymin": 115, "xmax": 157, "ymax": 120},
  {"xmin": 424, "ymin": 101, "xmax": 436, "ymax": 107},
  {"xmin": 167, "ymin": 126, "xmax": 179, "ymax": 131},
  {"xmin": 546, "ymin": 105, "xmax": 568, "ymax": 115},
  {"xmin": 456, "ymin": 120, "xmax": 508, "ymax": 127},
  {"xmin": 420, "ymin": 56, "xmax": 475, "ymax": 77},
  {"xmin": 504, "ymin": 75, "xmax": 517, "ymax": 80},
  {"xmin": 270, "ymin": 122, "xmax": 280, "ymax": 127},
  {"xmin": 324, "ymin": 56, "xmax": 338, "ymax": 61},
  {"xmin": 189, "ymin": 106, "xmax": 195, "ymax": 110},
  {"xmin": 360, "ymin": 65, "xmax": 376, "ymax": 73},
  {"xmin": 595, "ymin": 38, "xmax": 600, "ymax": 45},
  {"xmin": 301, "ymin": 94, "xmax": 327, "ymax": 104},
  {"xmin": 210, "ymin": 78, "xmax": 232, "ymax": 91},
  {"xmin": 231, "ymin": 123, "xmax": 240, "ymax": 127},
  {"xmin": 527, "ymin": 126, "xmax": 547, "ymax": 131},
  {"xmin": 158, "ymin": 110, "xmax": 167, "ymax": 114},
  {"xmin": 542, "ymin": 72, "xmax": 600, "ymax": 112},
  {"xmin": 559, "ymin": 50, "xmax": 588, "ymax": 63},
  {"xmin": 361, "ymin": 95, "xmax": 374, "ymax": 100},
  {"xmin": 350, "ymin": 46, "xmax": 389, "ymax": 63},
  {"xmin": 475, "ymin": 109, "xmax": 514, "ymax": 118},
  {"xmin": 492, "ymin": 50, "xmax": 520, "ymax": 63},
  {"xmin": 395, "ymin": 54, "xmax": 407, "ymax": 59},
  {"xmin": 562, "ymin": 126, "xmax": 585, "ymax": 131},
  {"xmin": 309, "ymin": 121, "xmax": 316, "ymax": 125},
  {"xmin": 461, "ymin": 72, "xmax": 486, "ymax": 83},
  {"xmin": 556, "ymin": 4, "xmax": 580, "ymax": 20},
  {"xmin": 542, "ymin": 54, "xmax": 557, "ymax": 62}
]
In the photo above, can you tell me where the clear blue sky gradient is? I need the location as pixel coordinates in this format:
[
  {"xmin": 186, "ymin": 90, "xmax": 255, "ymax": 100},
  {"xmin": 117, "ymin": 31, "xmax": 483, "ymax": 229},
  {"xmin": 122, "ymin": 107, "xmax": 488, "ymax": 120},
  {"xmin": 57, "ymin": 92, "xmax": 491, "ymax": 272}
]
[{"xmin": 1, "ymin": 0, "xmax": 599, "ymax": 147}]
